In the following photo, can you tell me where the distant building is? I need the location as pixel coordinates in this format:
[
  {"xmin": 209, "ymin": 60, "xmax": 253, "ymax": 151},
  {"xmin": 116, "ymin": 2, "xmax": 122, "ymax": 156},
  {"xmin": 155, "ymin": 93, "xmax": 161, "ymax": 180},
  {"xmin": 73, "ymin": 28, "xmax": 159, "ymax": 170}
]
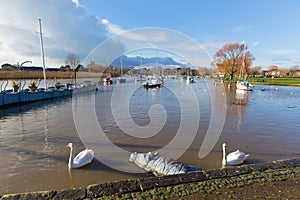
[
  {"xmin": 1, "ymin": 64, "xmax": 62, "ymax": 72},
  {"xmin": 59, "ymin": 65, "xmax": 71, "ymax": 71},
  {"xmin": 22, "ymin": 66, "xmax": 61, "ymax": 72},
  {"xmin": 46, "ymin": 68, "xmax": 60, "ymax": 72},
  {"xmin": 21, "ymin": 66, "xmax": 43, "ymax": 71},
  {"xmin": 263, "ymin": 69, "xmax": 281, "ymax": 77},
  {"xmin": 292, "ymin": 70, "xmax": 300, "ymax": 77},
  {"xmin": 218, "ymin": 72, "xmax": 225, "ymax": 78},
  {"xmin": 1, "ymin": 63, "xmax": 17, "ymax": 70}
]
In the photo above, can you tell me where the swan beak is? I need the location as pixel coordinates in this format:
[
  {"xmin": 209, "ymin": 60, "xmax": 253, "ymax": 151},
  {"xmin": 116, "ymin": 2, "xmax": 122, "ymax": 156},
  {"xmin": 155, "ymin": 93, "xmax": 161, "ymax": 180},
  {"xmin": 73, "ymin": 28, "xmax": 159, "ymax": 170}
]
[{"xmin": 65, "ymin": 144, "xmax": 69, "ymax": 148}]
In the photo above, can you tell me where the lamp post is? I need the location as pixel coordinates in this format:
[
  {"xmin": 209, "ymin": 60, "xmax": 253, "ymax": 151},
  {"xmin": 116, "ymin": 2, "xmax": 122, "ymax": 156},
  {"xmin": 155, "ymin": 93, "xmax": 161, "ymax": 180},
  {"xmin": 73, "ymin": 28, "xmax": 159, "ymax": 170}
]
[{"xmin": 19, "ymin": 61, "xmax": 32, "ymax": 91}]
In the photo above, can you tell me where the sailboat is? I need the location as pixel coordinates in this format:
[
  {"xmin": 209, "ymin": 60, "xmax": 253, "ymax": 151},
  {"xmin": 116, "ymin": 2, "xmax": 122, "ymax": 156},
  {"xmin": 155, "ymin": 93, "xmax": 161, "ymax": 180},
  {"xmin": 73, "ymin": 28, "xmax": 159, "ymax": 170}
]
[
  {"xmin": 236, "ymin": 43, "xmax": 252, "ymax": 91},
  {"xmin": 38, "ymin": 19, "xmax": 47, "ymax": 90},
  {"xmin": 186, "ymin": 68, "xmax": 195, "ymax": 83},
  {"xmin": 102, "ymin": 56, "xmax": 113, "ymax": 85},
  {"xmin": 143, "ymin": 75, "xmax": 163, "ymax": 88},
  {"xmin": 143, "ymin": 50, "xmax": 164, "ymax": 89},
  {"xmin": 236, "ymin": 80, "xmax": 252, "ymax": 91},
  {"xmin": 134, "ymin": 54, "xmax": 146, "ymax": 83},
  {"xmin": 117, "ymin": 53, "xmax": 126, "ymax": 83}
]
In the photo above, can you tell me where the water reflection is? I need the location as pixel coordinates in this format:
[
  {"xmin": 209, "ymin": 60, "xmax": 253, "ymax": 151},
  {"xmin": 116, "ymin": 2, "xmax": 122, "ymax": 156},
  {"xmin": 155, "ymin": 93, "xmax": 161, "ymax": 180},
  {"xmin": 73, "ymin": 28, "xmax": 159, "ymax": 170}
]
[
  {"xmin": 235, "ymin": 89, "xmax": 248, "ymax": 105},
  {"xmin": 0, "ymin": 97, "xmax": 71, "ymax": 118},
  {"xmin": 42, "ymin": 107, "xmax": 50, "ymax": 153},
  {"xmin": 235, "ymin": 89, "xmax": 249, "ymax": 133},
  {"xmin": 68, "ymin": 168, "xmax": 76, "ymax": 188}
]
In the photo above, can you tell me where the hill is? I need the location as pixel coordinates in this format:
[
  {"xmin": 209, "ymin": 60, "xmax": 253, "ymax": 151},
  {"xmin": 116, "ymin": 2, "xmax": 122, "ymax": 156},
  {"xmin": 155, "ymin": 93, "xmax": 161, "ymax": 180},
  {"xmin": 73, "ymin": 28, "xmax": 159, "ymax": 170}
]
[{"xmin": 111, "ymin": 55, "xmax": 185, "ymax": 68}]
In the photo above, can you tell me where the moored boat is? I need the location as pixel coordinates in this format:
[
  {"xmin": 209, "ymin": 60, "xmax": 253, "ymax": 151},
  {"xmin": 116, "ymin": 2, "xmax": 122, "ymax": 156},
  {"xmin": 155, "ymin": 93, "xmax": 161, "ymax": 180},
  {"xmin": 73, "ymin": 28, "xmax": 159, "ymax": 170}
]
[
  {"xmin": 143, "ymin": 75, "xmax": 164, "ymax": 88},
  {"xmin": 236, "ymin": 80, "xmax": 253, "ymax": 91},
  {"xmin": 117, "ymin": 77, "xmax": 126, "ymax": 83},
  {"xmin": 103, "ymin": 76, "xmax": 113, "ymax": 85},
  {"xmin": 236, "ymin": 42, "xmax": 253, "ymax": 91},
  {"xmin": 186, "ymin": 75, "xmax": 195, "ymax": 83},
  {"xmin": 117, "ymin": 53, "xmax": 126, "ymax": 83}
]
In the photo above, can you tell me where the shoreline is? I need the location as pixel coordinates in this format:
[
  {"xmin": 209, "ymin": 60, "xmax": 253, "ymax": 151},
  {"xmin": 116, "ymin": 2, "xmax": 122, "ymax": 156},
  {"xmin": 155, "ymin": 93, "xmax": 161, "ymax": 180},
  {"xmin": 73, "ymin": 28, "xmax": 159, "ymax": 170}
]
[
  {"xmin": 220, "ymin": 77, "xmax": 300, "ymax": 87},
  {"xmin": 249, "ymin": 81, "xmax": 300, "ymax": 87},
  {"xmin": 1, "ymin": 157, "xmax": 300, "ymax": 199}
]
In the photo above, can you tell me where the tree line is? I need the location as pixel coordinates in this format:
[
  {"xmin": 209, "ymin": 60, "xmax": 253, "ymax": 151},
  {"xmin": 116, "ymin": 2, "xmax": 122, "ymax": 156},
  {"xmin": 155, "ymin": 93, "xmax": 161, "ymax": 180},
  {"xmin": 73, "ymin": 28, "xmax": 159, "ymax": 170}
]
[
  {"xmin": 4, "ymin": 47, "xmax": 299, "ymax": 79},
  {"xmin": 213, "ymin": 42, "xmax": 300, "ymax": 79}
]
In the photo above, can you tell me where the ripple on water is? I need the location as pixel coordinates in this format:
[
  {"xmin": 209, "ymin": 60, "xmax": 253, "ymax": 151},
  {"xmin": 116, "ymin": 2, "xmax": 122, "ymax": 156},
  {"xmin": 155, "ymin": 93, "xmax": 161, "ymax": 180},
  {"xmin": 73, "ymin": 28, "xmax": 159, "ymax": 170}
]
[{"xmin": 0, "ymin": 79, "xmax": 300, "ymax": 195}]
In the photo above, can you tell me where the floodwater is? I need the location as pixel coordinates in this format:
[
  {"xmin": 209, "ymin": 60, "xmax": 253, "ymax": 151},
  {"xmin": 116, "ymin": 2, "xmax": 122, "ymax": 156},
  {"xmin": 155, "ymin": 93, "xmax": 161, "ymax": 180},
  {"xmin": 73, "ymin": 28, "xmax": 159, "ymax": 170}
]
[{"xmin": 0, "ymin": 78, "xmax": 299, "ymax": 195}]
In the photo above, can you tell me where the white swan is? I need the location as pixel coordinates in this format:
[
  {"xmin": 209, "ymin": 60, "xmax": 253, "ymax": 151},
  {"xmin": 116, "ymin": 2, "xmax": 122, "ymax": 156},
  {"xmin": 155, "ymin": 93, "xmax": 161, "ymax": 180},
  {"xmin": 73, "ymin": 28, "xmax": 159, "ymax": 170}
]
[
  {"xmin": 66, "ymin": 143, "xmax": 94, "ymax": 169},
  {"xmin": 222, "ymin": 143, "xmax": 249, "ymax": 166}
]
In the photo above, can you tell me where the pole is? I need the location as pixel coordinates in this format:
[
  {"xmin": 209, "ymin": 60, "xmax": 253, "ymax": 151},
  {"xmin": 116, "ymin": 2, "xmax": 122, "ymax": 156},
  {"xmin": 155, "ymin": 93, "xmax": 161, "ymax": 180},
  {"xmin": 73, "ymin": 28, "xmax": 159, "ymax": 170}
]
[
  {"xmin": 120, "ymin": 52, "xmax": 123, "ymax": 77},
  {"xmin": 242, "ymin": 42, "xmax": 246, "ymax": 80},
  {"xmin": 140, "ymin": 53, "xmax": 142, "ymax": 77},
  {"xmin": 38, "ymin": 18, "xmax": 47, "ymax": 90},
  {"xmin": 19, "ymin": 61, "xmax": 32, "ymax": 91}
]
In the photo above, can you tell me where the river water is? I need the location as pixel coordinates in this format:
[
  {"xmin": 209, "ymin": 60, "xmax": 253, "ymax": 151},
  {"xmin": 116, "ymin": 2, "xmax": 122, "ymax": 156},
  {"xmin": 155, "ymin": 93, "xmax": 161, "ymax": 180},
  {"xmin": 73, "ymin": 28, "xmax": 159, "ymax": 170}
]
[{"xmin": 0, "ymin": 78, "xmax": 299, "ymax": 195}]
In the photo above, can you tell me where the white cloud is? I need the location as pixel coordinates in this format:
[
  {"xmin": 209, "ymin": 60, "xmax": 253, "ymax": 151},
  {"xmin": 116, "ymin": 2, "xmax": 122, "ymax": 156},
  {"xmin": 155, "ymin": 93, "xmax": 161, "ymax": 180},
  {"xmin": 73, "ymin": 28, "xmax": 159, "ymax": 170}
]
[
  {"xmin": 266, "ymin": 49, "xmax": 296, "ymax": 55},
  {"xmin": 99, "ymin": 18, "xmax": 126, "ymax": 35},
  {"xmin": 96, "ymin": 18, "xmax": 215, "ymax": 67},
  {"xmin": 99, "ymin": 19, "xmax": 167, "ymax": 43},
  {"xmin": 0, "ymin": 0, "xmax": 110, "ymax": 67},
  {"xmin": 72, "ymin": 0, "xmax": 84, "ymax": 7},
  {"xmin": 232, "ymin": 24, "xmax": 252, "ymax": 32}
]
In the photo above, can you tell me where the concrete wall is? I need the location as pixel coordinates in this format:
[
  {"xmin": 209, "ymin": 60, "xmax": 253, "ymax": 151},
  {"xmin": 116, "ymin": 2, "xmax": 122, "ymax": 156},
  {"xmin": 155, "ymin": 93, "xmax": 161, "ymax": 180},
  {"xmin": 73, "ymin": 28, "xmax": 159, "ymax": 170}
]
[
  {"xmin": 0, "ymin": 85, "xmax": 96, "ymax": 107},
  {"xmin": 0, "ymin": 89, "xmax": 73, "ymax": 107}
]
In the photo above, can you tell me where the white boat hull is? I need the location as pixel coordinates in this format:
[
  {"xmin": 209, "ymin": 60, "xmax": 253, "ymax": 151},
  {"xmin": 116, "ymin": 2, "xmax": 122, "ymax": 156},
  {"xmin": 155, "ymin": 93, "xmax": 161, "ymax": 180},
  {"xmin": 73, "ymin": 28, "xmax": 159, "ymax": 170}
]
[{"xmin": 236, "ymin": 81, "xmax": 252, "ymax": 91}]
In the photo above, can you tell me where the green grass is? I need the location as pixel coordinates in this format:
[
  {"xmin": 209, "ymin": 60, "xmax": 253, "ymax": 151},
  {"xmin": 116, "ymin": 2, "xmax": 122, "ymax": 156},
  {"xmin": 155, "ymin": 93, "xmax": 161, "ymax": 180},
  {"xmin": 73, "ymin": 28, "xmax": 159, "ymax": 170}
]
[{"xmin": 247, "ymin": 77, "xmax": 300, "ymax": 86}]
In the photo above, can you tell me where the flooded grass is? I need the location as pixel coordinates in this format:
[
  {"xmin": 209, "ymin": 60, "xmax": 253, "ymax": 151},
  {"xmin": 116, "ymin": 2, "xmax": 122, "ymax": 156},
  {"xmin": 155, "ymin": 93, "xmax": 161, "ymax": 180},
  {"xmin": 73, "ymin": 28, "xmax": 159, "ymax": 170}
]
[{"xmin": 248, "ymin": 77, "xmax": 300, "ymax": 86}]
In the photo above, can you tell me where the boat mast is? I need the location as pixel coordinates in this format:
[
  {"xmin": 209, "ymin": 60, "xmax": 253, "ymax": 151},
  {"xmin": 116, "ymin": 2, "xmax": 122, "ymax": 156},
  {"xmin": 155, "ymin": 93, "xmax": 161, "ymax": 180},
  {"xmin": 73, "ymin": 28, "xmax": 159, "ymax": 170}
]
[
  {"xmin": 106, "ymin": 55, "xmax": 110, "ymax": 77},
  {"xmin": 38, "ymin": 18, "xmax": 47, "ymax": 90},
  {"xmin": 156, "ymin": 49, "xmax": 160, "ymax": 75},
  {"xmin": 240, "ymin": 41, "xmax": 246, "ymax": 81},
  {"xmin": 140, "ymin": 52, "xmax": 142, "ymax": 71},
  {"xmin": 140, "ymin": 52, "xmax": 142, "ymax": 77},
  {"xmin": 120, "ymin": 52, "xmax": 123, "ymax": 77}
]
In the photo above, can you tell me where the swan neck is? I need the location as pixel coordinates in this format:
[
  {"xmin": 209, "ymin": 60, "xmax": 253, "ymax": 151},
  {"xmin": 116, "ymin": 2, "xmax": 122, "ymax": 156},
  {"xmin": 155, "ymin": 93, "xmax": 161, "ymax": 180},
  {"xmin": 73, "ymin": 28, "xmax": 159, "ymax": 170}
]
[{"xmin": 68, "ymin": 145, "xmax": 74, "ymax": 168}]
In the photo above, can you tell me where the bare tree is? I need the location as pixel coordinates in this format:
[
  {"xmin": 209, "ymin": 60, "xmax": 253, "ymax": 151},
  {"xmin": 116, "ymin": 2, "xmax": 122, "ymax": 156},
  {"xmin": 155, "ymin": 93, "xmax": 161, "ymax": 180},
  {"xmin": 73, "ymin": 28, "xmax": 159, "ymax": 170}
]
[
  {"xmin": 289, "ymin": 65, "xmax": 299, "ymax": 77},
  {"xmin": 65, "ymin": 53, "xmax": 80, "ymax": 70},
  {"xmin": 268, "ymin": 65, "xmax": 279, "ymax": 71},
  {"xmin": 251, "ymin": 66, "xmax": 262, "ymax": 76}
]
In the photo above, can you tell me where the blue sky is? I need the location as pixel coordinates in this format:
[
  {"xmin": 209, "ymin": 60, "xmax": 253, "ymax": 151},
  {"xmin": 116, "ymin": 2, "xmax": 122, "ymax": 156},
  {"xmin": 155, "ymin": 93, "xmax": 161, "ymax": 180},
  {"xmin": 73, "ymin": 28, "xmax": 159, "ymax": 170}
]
[{"xmin": 1, "ymin": 0, "xmax": 300, "ymax": 69}]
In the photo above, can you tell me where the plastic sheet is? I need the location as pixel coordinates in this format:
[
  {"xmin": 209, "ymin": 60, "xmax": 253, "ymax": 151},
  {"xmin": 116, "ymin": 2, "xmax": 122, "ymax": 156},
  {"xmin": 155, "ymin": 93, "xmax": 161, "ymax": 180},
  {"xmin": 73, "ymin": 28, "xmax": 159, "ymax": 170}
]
[{"xmin": 129, "ymin": 151, "xmax": 198, "ymax": 176}]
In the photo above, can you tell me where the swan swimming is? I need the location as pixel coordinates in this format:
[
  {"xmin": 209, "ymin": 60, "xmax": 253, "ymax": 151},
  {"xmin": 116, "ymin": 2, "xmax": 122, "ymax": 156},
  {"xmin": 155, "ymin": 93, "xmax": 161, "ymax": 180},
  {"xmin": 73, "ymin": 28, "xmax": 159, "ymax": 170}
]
[
  {"xmin": 222, "ymin": 143, "xmax": 249, "ymax": 166},
  {"xmin": 66, "ymin": 143, "xmax": 94, "ymax": 169}
]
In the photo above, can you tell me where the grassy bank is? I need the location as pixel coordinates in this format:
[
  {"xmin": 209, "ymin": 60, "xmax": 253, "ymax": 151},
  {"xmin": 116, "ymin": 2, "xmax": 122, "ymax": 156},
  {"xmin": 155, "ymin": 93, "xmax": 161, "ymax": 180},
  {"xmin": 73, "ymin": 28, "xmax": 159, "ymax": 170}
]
[
  {"xmin": 112, "ymin": 167, "xmax": 300, "ymax": 199},
  {"xmin": 248, "ymin": 77, "xmax": 300, "ymax": 86}
]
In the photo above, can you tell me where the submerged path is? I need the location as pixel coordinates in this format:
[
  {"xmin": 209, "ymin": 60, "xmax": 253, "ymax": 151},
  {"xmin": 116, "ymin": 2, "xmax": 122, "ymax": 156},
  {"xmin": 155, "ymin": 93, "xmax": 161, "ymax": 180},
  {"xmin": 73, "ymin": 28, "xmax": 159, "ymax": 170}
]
[{"xmin": 1, "ymin": 158, "xmax": 300, "ymax": 199}]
